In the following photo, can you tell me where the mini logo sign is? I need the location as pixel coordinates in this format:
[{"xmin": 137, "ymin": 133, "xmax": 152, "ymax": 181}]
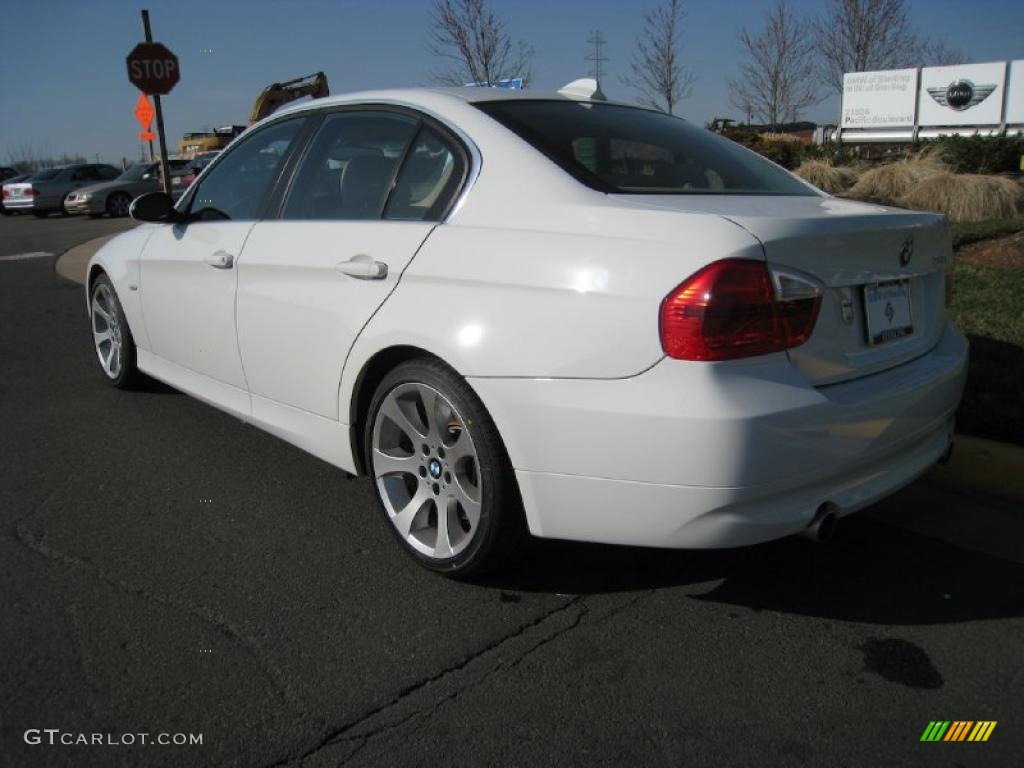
[
  {"xmin": 920, "ymin": 720, "xmax": 997, "ymax": 742},
  {"xmin": 899, "ymin": 237, "xmax": 914, "ymax": 267},
  {"xmin": 927, "ymin": 79, "xmax": 997, "ymax": 111}
]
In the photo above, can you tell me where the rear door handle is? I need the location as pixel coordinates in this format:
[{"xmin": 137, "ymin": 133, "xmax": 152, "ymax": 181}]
[
  {"xmin": 205, "ymin": 250, "xmax": 234, "ymax": 269},
  {"xmin": 335, "ymin": 254, "xmax": 388, "ymax": 280}
]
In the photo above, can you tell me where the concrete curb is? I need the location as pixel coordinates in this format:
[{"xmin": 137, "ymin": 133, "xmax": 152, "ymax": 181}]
[
  {"xmin": 55, "ymin": 233, "xmax": 120, "ymax": 285},
  {"xmin": 52, "ymin": 233, "xmax": 1024, "ymax": 504},
  {"xmin": 926, "ymin": 434, "xmax": 1024, "ymax": 503}
]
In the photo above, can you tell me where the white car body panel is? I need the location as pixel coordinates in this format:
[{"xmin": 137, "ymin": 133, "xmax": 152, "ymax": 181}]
[
  {"xmin": 84, "ymin": 86, "xmax": 969, "ymax": 550},
  {"xmin": 139, "ymin": 222, "xmax": 253, "ymax": 392},
  {"xmin": 237, "ymin": 220, "xmax": 435, "ymax": 419}
]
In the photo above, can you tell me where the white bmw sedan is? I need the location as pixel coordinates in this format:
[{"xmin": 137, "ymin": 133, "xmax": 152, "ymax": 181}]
[{"xmin": 86, "ymin": 83, "xmax": 967, "ymax": 576}]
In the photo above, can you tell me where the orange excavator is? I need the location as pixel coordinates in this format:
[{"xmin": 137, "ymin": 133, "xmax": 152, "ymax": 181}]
[{"xmin": 248, "ymin": 72, "xmax": 329, "ymax": 124}]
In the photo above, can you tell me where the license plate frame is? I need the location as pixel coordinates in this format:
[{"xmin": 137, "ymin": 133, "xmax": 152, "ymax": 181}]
[{"xmin": 863, "ymin": 279, "xmax": 914, "ymax": 346}]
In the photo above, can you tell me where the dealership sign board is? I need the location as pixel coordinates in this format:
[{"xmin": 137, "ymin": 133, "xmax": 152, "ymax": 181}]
[
  {"xmin": 918, "ymin": 61, "xmax": 1005, "ymax": 127},
  {"xmin": 842, "ymin": 68, "xmax": 918, "ymax": 128},
  {"xmin": 839, "ymin": 60, "xmax": 1024, "ymax": 141},
  {"xmin": 1006, "ymin": 60, "xmax": 1024, "ymax": 125}
]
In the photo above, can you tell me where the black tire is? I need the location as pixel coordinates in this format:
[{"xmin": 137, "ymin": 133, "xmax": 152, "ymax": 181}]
[
  {"xmin": 89, "ymin": 274, "xmax": 141, "ymax": 389},
  {"xmin": 364, "ymin": 358, "xmax": 525, "ymax": 578},
  {"xmin": 106, "ymin": 192, "xmax": 132, "ymax": 218}
]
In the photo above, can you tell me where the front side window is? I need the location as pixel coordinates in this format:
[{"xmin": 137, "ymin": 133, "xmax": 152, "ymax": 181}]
[
  {"xmin": 190, "ymin": 118, "xmax": 304, "ymax": 220},
  {"xmin": 385, "ymin": 126, "xmax": 464, "ymax": 221},
  {"xmin": 282, "ymin": 110, "xmax": 418, "ymax": 220},
  {"xmin": 476, "ymin": 100, "xmax": 815, "ymax": 196}
]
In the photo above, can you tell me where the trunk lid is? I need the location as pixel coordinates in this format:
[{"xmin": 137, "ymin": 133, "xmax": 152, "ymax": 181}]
[
  {"xmin": 3, "ymin": 182, "xmax": 33, "ymax": 200},
  {"xmin": 615, "ymin": 194, "xmax": 952, "ymax": 385}
]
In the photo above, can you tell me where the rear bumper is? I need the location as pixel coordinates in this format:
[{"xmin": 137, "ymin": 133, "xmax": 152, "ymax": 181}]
[
  {"xmin": 3, "ymin": 199, "xmax": 38, "ymax": 211},
  {"xmin": 472, "ymin": 321, "xmax": 968, "ymax": 548}
]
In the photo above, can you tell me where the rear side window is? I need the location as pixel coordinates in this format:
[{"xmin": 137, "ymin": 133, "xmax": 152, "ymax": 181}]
[
  {"xmin": 282, "ymin": 110, "xmax": 418, "ymax": 221},
  {"xmin": 96, "ymin": 165, "xmax": 120, "ymax": 180},
  {"xmin": 30, "ymin": 169, "xmax": 61, "ymax": 182},
  {"xmin": 385, "ymin": 126, "xmax": 465, "ymax": 221},
  {"xmin": 476, "ymin": 100, "xmax": 814, "ymax": 196}
]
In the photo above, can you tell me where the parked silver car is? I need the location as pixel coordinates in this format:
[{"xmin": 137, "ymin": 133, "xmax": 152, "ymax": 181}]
[
  {"xmin": 64, "ymin": 160, "xmax": 191, "ymax": 217},
  {"xmin": 1, "ymin": 164, "xmax": 120, "ymax": 217},
  {"xmin": 0, "ymin": 173, "xmax": 31, "ymax": 215}
]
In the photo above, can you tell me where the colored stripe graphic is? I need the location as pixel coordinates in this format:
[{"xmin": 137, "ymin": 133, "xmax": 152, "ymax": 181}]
[
  {"xmin": 921, "ymin": 721, "xmax": 950, "ymax": 741},
  {"xmin": 921, "ymin": 720, "xmax": 996, "ymax": 742}
]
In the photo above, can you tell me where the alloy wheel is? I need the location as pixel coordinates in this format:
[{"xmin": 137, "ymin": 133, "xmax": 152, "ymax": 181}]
[
  {"xmin": 91, "ymin": 284, "xmax": 123, "ymax": 379},
  {"xmin": 109, "ymin": 194, "xmax": 131, "ymax": 217},
  {"xmin": 371, "ymin": 382, "xmax": 482, "ymax": 559}
]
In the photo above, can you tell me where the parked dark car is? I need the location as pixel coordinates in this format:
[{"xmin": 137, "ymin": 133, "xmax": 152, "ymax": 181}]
[
  {"xmin": 0, "ymin": 166, "xmax": 19, "ymax": 183},
  {"xmin": 2, "ymin": 164, "xmax": 120, "ymax": 217}
]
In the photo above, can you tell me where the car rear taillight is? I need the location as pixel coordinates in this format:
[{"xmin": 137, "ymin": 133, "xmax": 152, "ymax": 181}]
[
  {"xmin": 25, "ymin": 187, "xmax": 37, "ymax": 196},
  {"xmin": 1, "ymin": 188, "xmax": 7, "ymax": 199},
  {"xmin": 660, "ymin": 259, "xmax": 822, "ymax": 362}
]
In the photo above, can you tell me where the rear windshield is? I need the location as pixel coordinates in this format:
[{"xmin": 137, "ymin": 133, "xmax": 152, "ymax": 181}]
[
  {"xmin": 476, "ymin": 100, "xmax": 815, "ymax": 196},
  {"xmin": 28, "ymin": 169, "xmax": 61, "ymax": 182}
]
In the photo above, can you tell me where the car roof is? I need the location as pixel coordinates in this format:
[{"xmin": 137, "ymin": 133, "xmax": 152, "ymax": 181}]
[{"xmin": 273, "ymin": 86, "xmax": 640, "ymax": 119}]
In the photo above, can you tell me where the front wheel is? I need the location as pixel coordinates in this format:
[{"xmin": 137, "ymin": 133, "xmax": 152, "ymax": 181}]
[
  {"xmin": 365, "ymin": 359, "xmax": 524, "ymax": 578},
  {"xmin": 90, "ymin": 275, "xmax": 140, "ymax": 389},
  {"xmin": 106, "ymin": 192, "xmax": 132, "ymax": 218}
]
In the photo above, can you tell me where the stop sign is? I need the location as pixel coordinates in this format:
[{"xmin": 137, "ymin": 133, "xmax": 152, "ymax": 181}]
[{"xmin": 126, "ymin": 42, "xmax": 180, "ymax": 95}]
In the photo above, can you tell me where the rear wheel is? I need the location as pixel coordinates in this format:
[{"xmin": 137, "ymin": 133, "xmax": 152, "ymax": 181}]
[
  {"xmin": 364, "ymin": 359, "xmax": 524, "ymax": 578},
  {"xmin": 106, "ymin": 192, "xmax": 132, "ymax": 218},
  {"xmin": 90, "ymin": 275, "xmax": 140, "ymax": 389}
]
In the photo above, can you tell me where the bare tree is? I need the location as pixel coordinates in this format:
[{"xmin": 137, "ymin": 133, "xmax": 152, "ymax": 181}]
[
  {"xmin": 728, "ymin": 1, "xmax": 820, "ymax": 128},
  {"xmin": 920, "ymin": 38, "xmax": 968, "ymax": 67},
  {"xmin": 428, "ymin": 0, "xmax": 533, "ymax": 86},
  {"xmin": 622, "ymin": 0, "xmax": 695, "ymax": 114},
  {"xmin": 815, "ymin": 0, "xmax": 968, "ymax": 93}
]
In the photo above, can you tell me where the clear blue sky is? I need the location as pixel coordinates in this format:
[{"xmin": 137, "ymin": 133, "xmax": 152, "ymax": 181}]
[{"xmin": 1, "ymin": 0, "xmax": 1022, "ymax": 165}]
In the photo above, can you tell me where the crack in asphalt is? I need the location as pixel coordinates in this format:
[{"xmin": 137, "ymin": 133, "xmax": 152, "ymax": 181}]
[
  {"xmin": 14, "ymin": 520, "xmax": 296, "ymax": 706},
  {"xmin": 266, "ymin": 596, "xmax": 585, "ymax": 767},
  {"xmin": 272, "ymin": 589, "xmax": 653, "ymax": 767}
]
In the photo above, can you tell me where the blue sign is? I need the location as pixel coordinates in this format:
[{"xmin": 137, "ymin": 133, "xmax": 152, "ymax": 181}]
[{"xmin": 464, "ymin": 77, "xmax": 524, "ymax": 89}]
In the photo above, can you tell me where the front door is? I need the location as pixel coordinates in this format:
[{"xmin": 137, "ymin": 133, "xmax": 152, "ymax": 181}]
[{"xmin": 139, "ymin": 117, "xmax": 306, "ymax": 413}]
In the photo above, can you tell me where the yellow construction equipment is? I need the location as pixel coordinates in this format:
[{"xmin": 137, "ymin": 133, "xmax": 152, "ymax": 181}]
[{"xmin": 248, "ymin": 72, "xmax": 329, "ymax": 124}]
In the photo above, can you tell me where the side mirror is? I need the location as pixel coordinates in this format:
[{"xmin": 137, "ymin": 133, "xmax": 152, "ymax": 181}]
[{"xmin": 130, "ymin": 192, "xmax": 178, "ymax": 223}]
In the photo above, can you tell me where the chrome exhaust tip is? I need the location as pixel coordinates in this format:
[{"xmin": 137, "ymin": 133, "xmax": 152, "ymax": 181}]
[{"xmin": 801, "ymin": 505, "xmax": 838, "ymax": 543}]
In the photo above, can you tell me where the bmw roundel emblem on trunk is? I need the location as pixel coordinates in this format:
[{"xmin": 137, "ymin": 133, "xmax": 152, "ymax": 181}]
[{"xmin": 899, "ymin": 237, "xmax": 914, "ymax": 267}]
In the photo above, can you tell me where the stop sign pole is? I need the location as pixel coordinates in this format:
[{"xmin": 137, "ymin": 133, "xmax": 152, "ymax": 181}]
[{"xmin": 139, "ymin": 9, "xmax": 172, "ymax": 195}]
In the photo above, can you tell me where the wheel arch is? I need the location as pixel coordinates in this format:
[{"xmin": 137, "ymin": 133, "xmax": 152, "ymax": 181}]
[{"xmin": 347, "ymin": 345, "xmax": 516, "ymax": 486}]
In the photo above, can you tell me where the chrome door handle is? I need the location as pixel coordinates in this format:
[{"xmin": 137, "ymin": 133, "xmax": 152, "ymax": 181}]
[
  {"xmin": 205, "ymin": 250, "xmax": 234, "ymax": 269},
  {"xmin": 335, "ymin": 254, "xmax": 387, "ymax": 280}
]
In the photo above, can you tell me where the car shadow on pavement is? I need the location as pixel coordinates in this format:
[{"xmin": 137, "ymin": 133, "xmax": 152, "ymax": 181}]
[{"xmin": 478, "ymin": 514, "xmax": 1024, "ymax": 626}]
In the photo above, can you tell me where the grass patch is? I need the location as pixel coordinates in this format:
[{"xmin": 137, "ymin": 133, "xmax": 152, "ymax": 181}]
[
  {"xmin": 794, "ymin": 160, "xmax": 858, "ymax": 194},
  {"xmin": 899, "ymin": 173, "xmax": 1024, "ymax": 222},
  {"xmin": 950, "ymin": 258, "xmax": 1024, "ymax": 445},
  {"xmin": 952, "ymin": 217, "xmax": 1024, "ymax": 248}
]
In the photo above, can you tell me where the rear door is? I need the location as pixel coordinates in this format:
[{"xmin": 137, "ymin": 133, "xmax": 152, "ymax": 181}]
[{"xmin": 236, "ymin": 108, "xmax": 468, "ymax": 419}]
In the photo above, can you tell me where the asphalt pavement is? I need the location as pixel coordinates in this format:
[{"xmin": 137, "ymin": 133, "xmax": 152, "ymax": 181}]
[{"xmin": 1, "ymin": 215, "xmax": 1023, "ymax": 767}]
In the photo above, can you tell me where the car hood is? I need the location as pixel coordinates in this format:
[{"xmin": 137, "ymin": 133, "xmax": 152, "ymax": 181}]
[{"xmin": 74, "ymin": 179, "xmax": 156, "ymax": 196}]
